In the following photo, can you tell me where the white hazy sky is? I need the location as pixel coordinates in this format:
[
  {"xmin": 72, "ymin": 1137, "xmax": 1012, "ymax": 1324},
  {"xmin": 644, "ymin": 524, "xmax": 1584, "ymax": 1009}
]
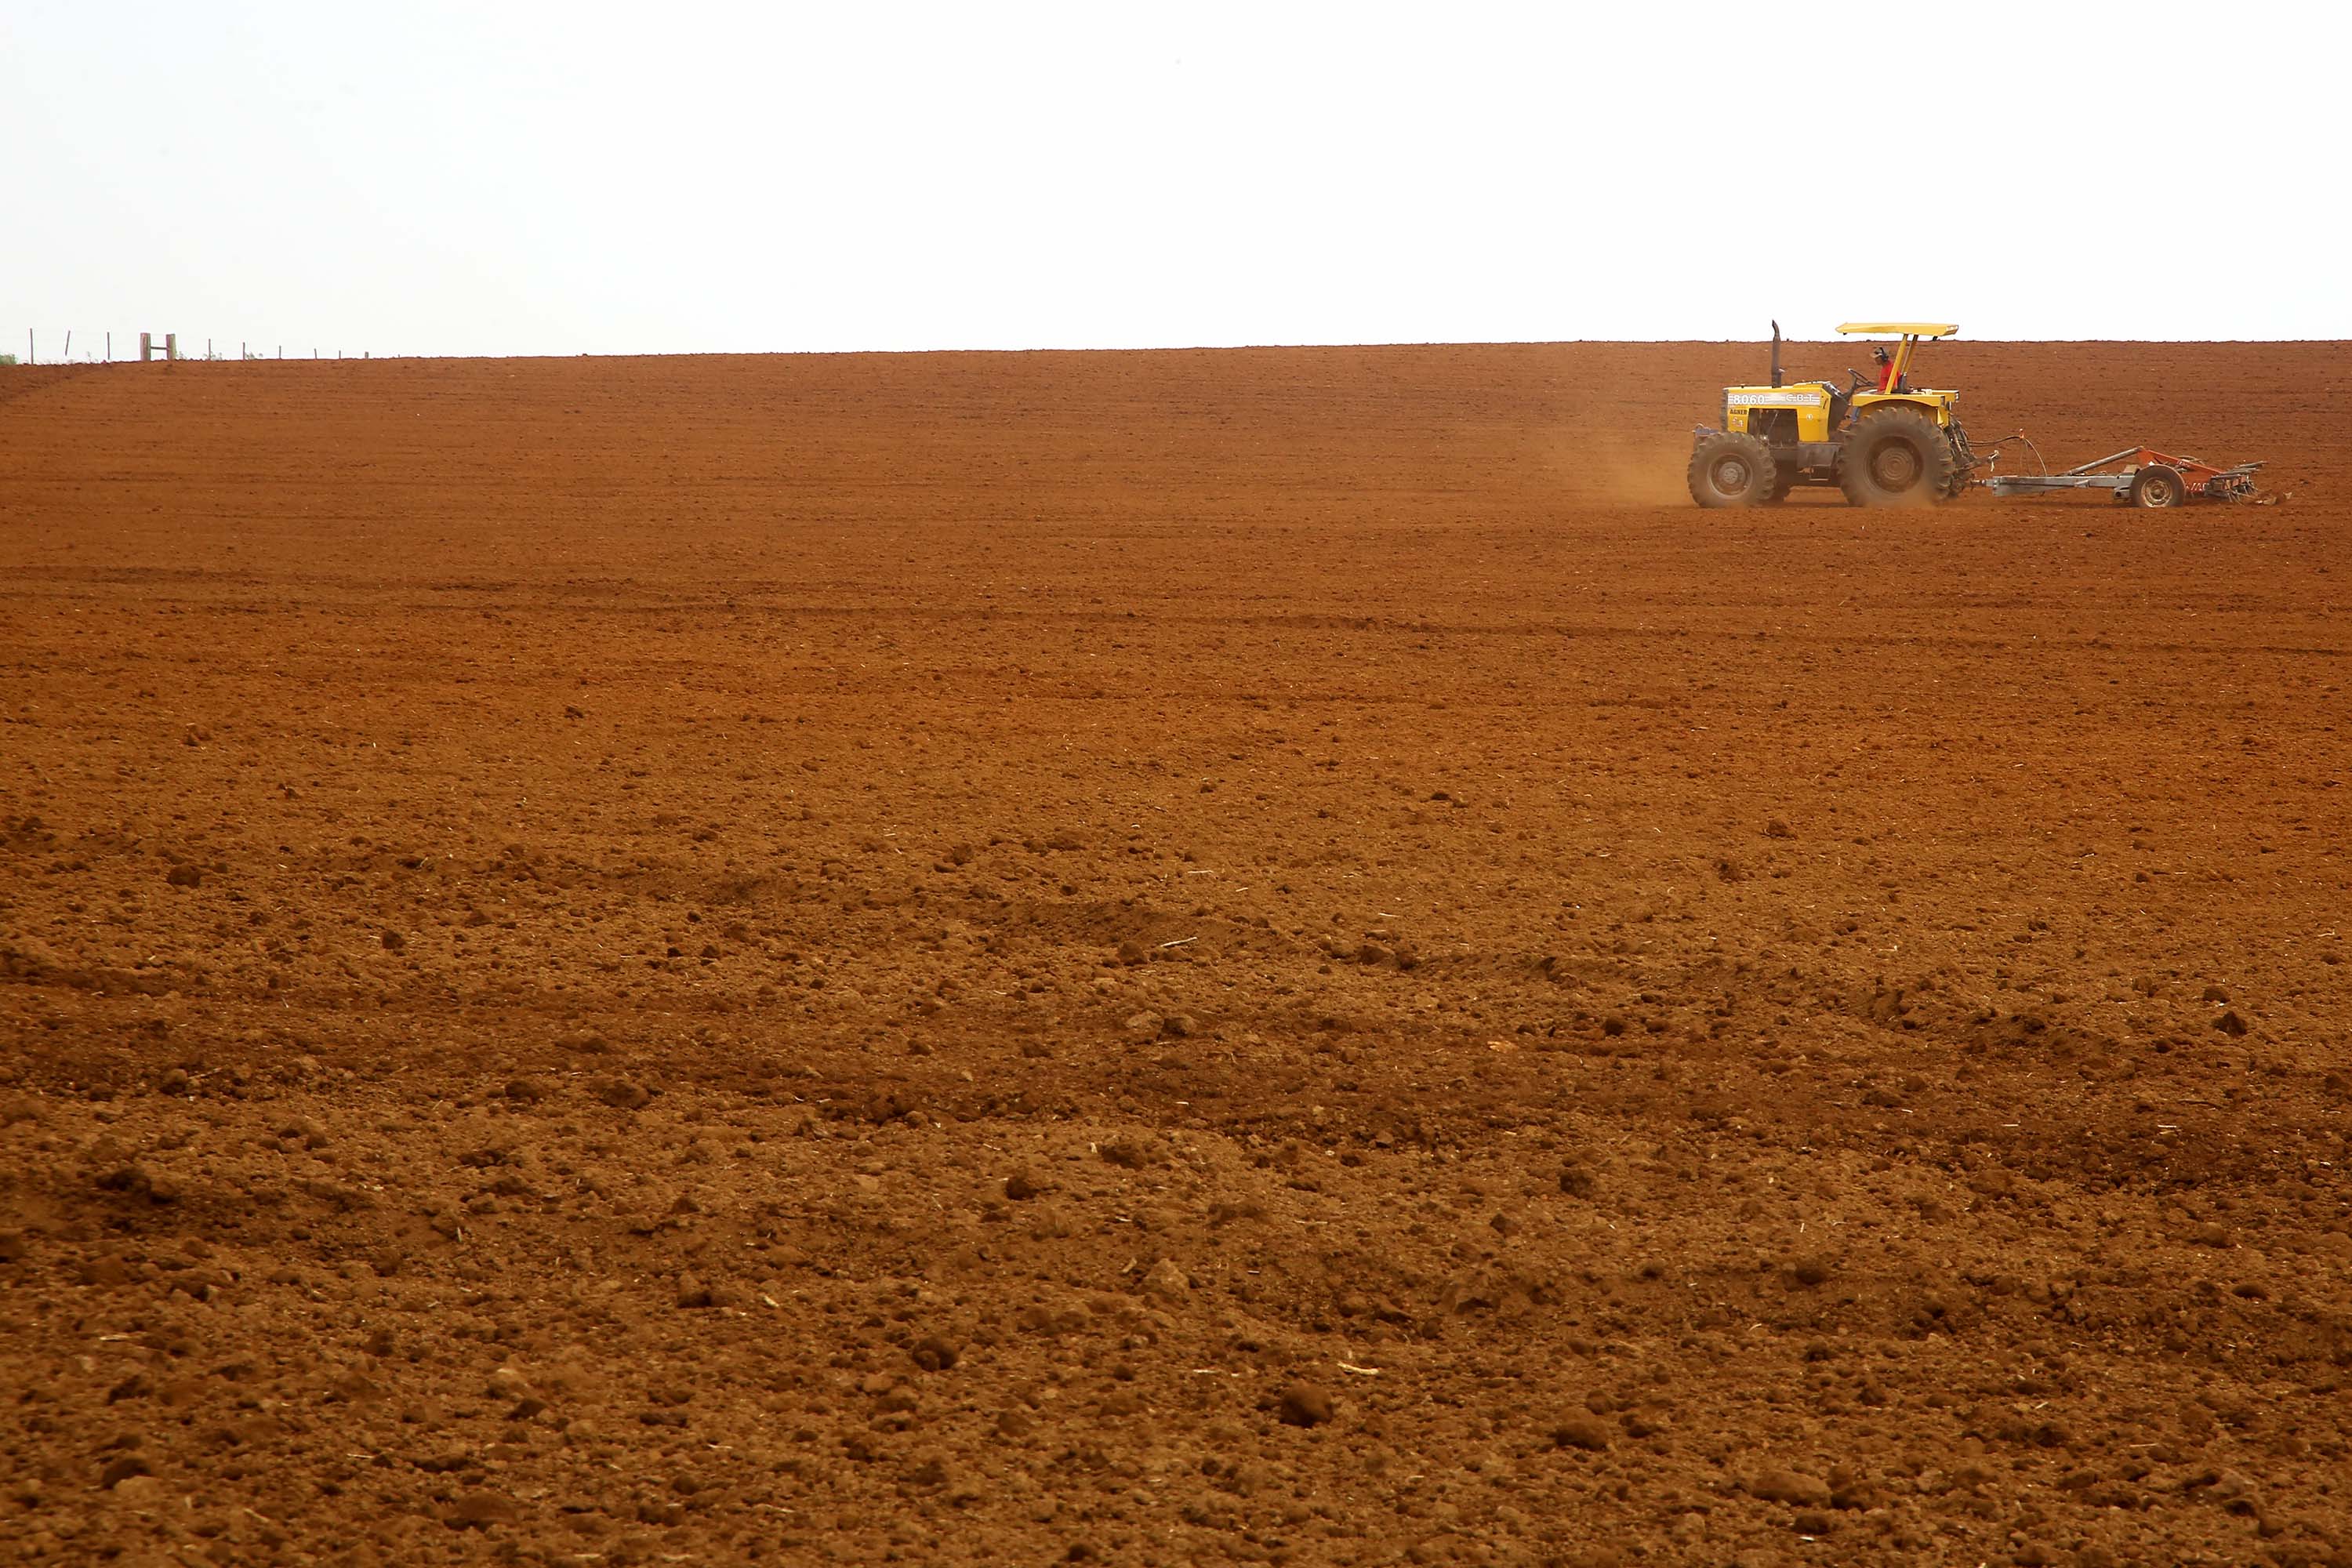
[{"xmin": 5, "ymin": 1, "xmax": 2343, "ymax": 358}]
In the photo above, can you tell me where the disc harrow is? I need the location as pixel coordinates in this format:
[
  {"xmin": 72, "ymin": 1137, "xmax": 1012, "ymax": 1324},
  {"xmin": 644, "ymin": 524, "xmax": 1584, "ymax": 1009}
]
[{"xmin": 1985, "ymin": 445, "xmax": 2263, "ymax": 508}]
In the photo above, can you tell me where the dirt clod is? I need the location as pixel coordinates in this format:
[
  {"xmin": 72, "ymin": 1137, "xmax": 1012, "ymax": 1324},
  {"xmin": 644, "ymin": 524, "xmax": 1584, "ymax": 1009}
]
[
  {"xmin": 1746, "ymin": 1468, "xmax": 1833, "ymax": 1508},
  {"xmin": 1551, "ymin": 1417, "xmax": 1611, "ymax": 1452},
  {"xmin": 1099, "ymin": 1134, "xmax": 1162, "ymax": 1170},
  {"xmin": 100, "ymin": 1455, "xmax": 153, "ymax": 1490},
  {"xmin": 594, "ymin": 1079, "xmax": 652, "ymax": 1110},
  {"xmin": 1277, "ymin": 1384, "xmax": 1335, "ymax": 1428},
  {"xmin": 1788, "ymin": 1255, "xmax": 1836, "ymax": 1287}
]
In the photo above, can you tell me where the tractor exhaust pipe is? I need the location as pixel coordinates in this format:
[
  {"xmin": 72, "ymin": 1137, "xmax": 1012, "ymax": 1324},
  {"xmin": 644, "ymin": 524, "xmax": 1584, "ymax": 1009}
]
[{"xmin": 1769, "ymin": 320, "xmax": 1782, "ymax": 388}]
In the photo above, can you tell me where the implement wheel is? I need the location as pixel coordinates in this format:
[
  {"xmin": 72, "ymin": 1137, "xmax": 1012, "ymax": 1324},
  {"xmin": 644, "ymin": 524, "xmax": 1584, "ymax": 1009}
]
[
  {"xmin": 1688, "ymin": 431, "xmax": 1778, "ymax": 509},
  {"xmin": 2129, "ymin": 465, "xmax": 2187, "ymax": 509},
  {"xmin": 1838, "ymin": 408, "xmax": 1957, "ymax": 508}
]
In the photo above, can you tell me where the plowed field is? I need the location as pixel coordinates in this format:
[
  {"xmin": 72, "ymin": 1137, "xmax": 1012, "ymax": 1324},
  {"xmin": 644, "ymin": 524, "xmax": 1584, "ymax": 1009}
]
[{"xmin": 3, "ymin": 341, "xmax": 2350, "ymax": 1567}]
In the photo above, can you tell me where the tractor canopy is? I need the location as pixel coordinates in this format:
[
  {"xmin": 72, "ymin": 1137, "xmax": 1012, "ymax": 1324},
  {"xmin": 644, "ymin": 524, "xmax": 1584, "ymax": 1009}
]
[{"xmin": 1836, "ymin": 323, "xmax": 1957, "ymax": 397}]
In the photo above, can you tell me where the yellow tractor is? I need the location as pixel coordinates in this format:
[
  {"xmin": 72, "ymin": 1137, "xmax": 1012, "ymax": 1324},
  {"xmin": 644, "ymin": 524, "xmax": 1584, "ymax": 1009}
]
[{"xmin": 1687, "ymin": 322, "xmax": 1976, "ymax": 507}]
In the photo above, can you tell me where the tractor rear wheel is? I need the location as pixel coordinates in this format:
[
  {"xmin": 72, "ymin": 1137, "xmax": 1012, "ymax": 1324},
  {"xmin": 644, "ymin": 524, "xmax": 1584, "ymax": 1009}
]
[
  {"xmin": 1838, "ymin": 408, "xmax": 1957, "ymax": 508},
  {"xmin": 2129, "ymin": 465, "xmax": 2187, "ymax": 509},
  {"xmin": 1688, "ymin": 432, "xmax": 1778, "ymax": 508}
]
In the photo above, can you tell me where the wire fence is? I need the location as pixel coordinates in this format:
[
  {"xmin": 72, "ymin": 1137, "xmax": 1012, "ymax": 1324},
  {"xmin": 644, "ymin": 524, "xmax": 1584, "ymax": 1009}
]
[{"xmin": 11, "ymin": 329, "xmax": 370, "ymax": 365}]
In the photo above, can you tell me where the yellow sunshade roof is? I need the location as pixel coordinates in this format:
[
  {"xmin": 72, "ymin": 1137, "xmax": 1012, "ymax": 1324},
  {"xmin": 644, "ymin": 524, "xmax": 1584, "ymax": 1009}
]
[{"xmin": 1836, "ymin": 321, "xmax": 1958, "ymax": 337}]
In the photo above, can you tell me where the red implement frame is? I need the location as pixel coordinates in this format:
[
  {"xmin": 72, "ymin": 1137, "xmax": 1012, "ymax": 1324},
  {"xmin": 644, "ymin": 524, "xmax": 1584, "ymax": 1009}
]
[
  {"xmin": 1981, "ymin": 437, "xmax": 2266, "ymax": 505},
  {"xmin": 2032, "ymin": 444, "xmax": 2267, "ymax": 500},
  {"xmin": 2067, "ymin": 445, "xmax": 2263, "ymax": 501}
]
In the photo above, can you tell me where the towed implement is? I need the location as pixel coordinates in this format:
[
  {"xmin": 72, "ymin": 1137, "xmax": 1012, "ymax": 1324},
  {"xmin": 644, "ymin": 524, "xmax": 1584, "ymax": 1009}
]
[{"xmin": 1984, "ymin": 445, "xmax": 2263, "ymax": 508}]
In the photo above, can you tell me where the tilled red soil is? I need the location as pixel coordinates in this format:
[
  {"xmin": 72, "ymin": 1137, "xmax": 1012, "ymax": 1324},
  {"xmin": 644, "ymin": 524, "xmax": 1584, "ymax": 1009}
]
[{"xmin": 2, "ymin": 341, "xmax": 2350, "ymax": 1567}]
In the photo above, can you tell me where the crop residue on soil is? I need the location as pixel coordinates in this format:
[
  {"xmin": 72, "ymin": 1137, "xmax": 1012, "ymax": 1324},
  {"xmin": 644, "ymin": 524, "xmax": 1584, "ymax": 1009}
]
[{"xmin": 1, "ymin": 342, "xmax": 2348, "ymax": 1566}]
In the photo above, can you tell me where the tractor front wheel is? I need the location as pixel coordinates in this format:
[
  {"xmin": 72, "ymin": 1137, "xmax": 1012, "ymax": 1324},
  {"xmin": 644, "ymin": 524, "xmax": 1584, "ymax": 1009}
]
[
  {"xmin": 1688, "ymin": 431, "xmax": 1778, "ymax": 509},
  {"xmin": 1838, "ymin": 408, "xmax": 1957, "ymax": 508}
]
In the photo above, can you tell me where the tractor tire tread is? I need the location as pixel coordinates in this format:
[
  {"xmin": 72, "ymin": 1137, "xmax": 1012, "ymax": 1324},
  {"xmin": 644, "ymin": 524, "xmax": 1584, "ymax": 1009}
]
[
  {"xmin": 1838, "ymin": 406, "xmax": 1958, "ymax": 509},
  {"xmin": 1688, "ymin": 431, "xmax": 1778, "ymax": 509}
]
